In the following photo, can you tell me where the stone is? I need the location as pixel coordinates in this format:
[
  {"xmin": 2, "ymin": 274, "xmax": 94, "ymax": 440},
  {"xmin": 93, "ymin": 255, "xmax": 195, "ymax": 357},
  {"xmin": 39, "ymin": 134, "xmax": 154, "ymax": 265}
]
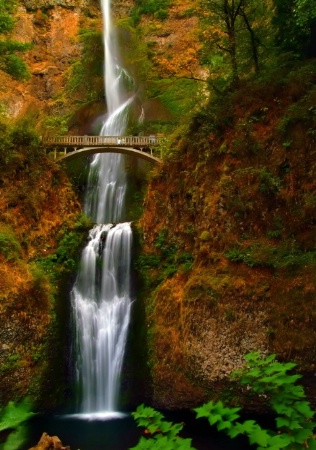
[{"xmin": 29, "ymin": 432, "xmax": 70, "ymax": 450}]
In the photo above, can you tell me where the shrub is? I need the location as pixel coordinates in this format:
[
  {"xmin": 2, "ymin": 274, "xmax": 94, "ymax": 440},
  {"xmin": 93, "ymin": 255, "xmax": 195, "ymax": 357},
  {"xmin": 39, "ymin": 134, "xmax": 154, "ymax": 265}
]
[
  {"xmin": 4, "ymin": 54, "xmax": 30, "ymax": 80},
  {"xmin": 11, "ymin": 123, "xmax": 40, "ymax": 148},
  {"xmin": 0, "ymin": 228, "xmax": 22, "ymax": 261},
  {"xmin": 225, "ymin": 242, "xmax": 316, "ymax": 269},
  {"xmin": 154, "ymin": 9, "xmax": 168, "ymax": 20},
  {"xmin": 132, "ymin": 352, "xmax": 316, "ymax": 450}
]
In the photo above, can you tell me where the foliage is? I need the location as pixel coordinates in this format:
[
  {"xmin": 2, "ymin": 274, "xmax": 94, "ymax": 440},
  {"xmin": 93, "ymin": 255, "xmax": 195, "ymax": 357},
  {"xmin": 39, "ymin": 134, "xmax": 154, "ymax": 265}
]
[
  {"xmin": 198, "ymin": 0, "xmax": 274, "ymax": 86},
  {"xmin": 3, "ymin": 53, "xmax": 30, "ymax": 80},
  {"xmin": 0, "ymin": 228, "xmax": 22, "ymax": 261},
  {"xmin": 0, "ymin": 399, "xmax": 35, "ymax": 450},
  {"xmin": 225, "ymin": 241, "xmax": 316, "ymax": 269},
  {"xmin": 0, "ymin": 0, "xmax": 32, "ymax": 80},
  {"xmin": 10, "ymin": 122, "xmax": 40, "ymax": 149},
  {"xmin": 0, "ymin": 119, "xmax": 43, "ymax": 168},
  {"xmin": 273, "ymin": 0, "xmax": 316, "ymax": 57},
  {"xmin": 196, "ymin": 352, "xmax": 316, "ymax": 449},
  {"xmin": 37, "ymin": 214, "xmax": 91, "ymax": 278},
  {"xmin": 135, "ymin": 228, "xmax": 194, "ymax": 289},
  {"xmin": 132, "ymin": 353, "xmax": 316, "ymax": 450},
  {"xmin": 42, "ymin": 114, "xmax": 69, "ymax": 136},
  {"xmin": 66, "ymin": 29, "xmax": 103, "ymax": 104},
  {"xmin": 131, "ymin": 0, "xmax": 170, "ymax": 24},
  {"xmin": 131, "ymin": 405, "xmax": 193, "ymax": 449}
]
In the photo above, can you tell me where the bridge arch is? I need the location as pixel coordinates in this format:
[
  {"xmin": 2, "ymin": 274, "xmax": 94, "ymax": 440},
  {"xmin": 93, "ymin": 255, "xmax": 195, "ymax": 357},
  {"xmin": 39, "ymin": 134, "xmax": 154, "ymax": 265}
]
[{"xmin": 57, "ymin": 146, "xmax": 162, "ymax": 164}]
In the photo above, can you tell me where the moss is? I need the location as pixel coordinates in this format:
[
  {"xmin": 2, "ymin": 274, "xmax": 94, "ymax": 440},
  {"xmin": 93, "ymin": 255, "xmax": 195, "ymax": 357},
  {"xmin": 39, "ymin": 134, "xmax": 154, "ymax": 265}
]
[
  {"xmin": 199, "ymin": 231, "xmax": 210, "ymax": 241},
  {"xmin": 0, "ymin": 227, "xmax": 22, "ymax": 261}
]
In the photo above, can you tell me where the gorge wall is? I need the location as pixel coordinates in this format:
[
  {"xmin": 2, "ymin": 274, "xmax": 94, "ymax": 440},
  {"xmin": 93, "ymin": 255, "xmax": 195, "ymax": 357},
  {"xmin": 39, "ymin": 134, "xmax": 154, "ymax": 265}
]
[
  {"xmin": 137, "ymin": 65, "xmax": 316, "ymax": 409},
  {"xmin": 0, "ymin": 0, "xmax": 315, "ymax": 414}
]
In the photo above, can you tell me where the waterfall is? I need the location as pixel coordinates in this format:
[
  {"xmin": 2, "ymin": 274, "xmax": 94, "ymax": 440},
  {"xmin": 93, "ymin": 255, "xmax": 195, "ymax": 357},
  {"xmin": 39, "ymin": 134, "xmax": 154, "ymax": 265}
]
[{"xmin": 70, "ymin": 0, "xmax": 134, "ymax": 416}]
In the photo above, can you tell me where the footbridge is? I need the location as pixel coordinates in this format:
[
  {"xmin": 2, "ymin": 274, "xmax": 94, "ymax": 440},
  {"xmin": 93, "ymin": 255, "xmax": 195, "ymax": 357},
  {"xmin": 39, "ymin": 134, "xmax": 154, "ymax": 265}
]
[{"xmin": 43, "ymin": 135, "xmax": 164, "ymax": 163}]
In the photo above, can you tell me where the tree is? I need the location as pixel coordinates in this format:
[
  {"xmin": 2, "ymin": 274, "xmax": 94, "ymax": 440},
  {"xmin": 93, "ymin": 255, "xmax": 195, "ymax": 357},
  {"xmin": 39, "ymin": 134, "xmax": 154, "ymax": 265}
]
[
  {"xmin": 198, "ymin": 0, "xmax": 274, "ymax": 87},
  {"xmin": 199, "ymin": 0, "xmax": 243, "ymax": 84},
  {"xmin": 273, "ymin": 0, "xmax": 316, "ymax": 57}
]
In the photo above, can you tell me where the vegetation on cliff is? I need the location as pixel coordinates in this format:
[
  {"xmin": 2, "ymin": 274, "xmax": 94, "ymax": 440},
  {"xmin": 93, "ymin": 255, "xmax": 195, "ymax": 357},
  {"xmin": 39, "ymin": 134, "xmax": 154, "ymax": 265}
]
[
  {"xmin": 0, "ymin": 118, "xmax": 91, "ymax": 408},
  {"xmin": 0, "ymin": 0, "xmax": 315, "ymax": 416},
  {"xmin": 0, "ymin": 0, "xmax": 31, "ymax": 80},
  {"xmin": 134, "ymin": 0, "xmax": 316, "ymax": 409},
  {"xmin": 132, "ymin": 353, "xmax": 316, "ymax": 450}
]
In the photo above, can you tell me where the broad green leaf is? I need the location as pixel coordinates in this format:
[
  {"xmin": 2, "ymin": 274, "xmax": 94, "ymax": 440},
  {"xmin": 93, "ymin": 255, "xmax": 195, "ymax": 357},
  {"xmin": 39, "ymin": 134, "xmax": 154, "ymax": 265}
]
[
  {"xmin": 276, "ymin": 417, "xmax": 290, "ymax": 428},
  {"xmin": 240, "ymin": 420, "xmax": 258, "ymax": 433},
  {"xmin": 288, "ymin": 419, "xmax": 303, "ymax": 430},
  {"xmin": 291, "ymin": 427, "xmax": 313, "ymax": 443},
  {"xmin": 0, "ymin": 400, "xmax": 35, "ymax": 432},
  {"xmin": 130, "ymin": 436, "xmax": 153, "ymax": 449},
  {"xmin": 3, "ymin": 426, "xmax": 28, "ymax": 450},
  {"xmin": 147, "ymin": 423, "xmax": 160, "ymax": 434},
  {"xmin": 294, "ymin": 401, "xmax": 314, "ymax": 418},
  {"xmin": 208, "ymin": 414, "xmax": 222, "ymax": 425},
  {"xmin": 306, "ymin": 438, "xmax": 316, "ymax": 449},
  {"xmin": 159, "ymin": 421, "xmax": 173, "ymax": 433},
  {"xmin": 137, "ymin": 418, "xmax": 151, "ymax": 427},
  {"xmin": 173, "ymin": 438, "xmax": 195, "ymax": 449},
  {"xmin": 217, "ymin": 420, "xmax": 232, "ymax": 431},
  {"xmin": 166, "ymin": 423, "xmax": 183, "ymax": 439},
  {"xmin": 248, "ymin": 428, "xmax": 270, "ymax": 446},
  {"xmin": 268, "ymin": 433, "xmax": 292, "ymax": 448}
]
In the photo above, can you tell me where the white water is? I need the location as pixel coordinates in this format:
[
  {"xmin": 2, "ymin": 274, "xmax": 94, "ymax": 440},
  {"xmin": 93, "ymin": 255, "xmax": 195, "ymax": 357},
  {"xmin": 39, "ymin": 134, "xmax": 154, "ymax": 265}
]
[{"xmin": 71, "ymin": 0, "xmax": 134, "ymax": 415}]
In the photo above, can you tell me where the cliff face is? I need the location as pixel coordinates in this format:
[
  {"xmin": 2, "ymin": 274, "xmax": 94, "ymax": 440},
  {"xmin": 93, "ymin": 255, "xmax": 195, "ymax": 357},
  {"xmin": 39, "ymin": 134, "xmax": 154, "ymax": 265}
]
[
  {"xmin": 0, "ymin": 0, "xmax": 101, "ymax": 128},
  {"xmin": 2, "ymin": 0, "xmax": 316, "ymax": 414},
  {"xmin": 0, "ymin": 0, "xmax": 97, "ymax": 407},
  {"xmin": 137, "ymin": 62, "xmax": 316, "ymax": 409}
]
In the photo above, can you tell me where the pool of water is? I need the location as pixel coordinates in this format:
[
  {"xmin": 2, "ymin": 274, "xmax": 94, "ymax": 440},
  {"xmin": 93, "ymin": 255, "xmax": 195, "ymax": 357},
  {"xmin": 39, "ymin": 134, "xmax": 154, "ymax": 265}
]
[{"xmin": 26, "ymin": 411, "xmax": 252, "ymax": 450}]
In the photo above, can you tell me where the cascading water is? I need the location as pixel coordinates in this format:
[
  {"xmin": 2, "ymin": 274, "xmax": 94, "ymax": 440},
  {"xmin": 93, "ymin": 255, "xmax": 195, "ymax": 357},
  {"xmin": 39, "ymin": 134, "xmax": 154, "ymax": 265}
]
[{"xmin": 70, "ymin": 0, "xmax": 134, "ymax": 416}]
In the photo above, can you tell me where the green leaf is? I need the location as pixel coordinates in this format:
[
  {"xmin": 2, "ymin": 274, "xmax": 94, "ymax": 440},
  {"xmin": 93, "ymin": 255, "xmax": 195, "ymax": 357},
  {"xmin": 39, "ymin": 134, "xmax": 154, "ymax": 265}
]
[
  {"xmin": 268, "ymin": 434, "xmax": 292, "ymax": 448},
  {"xmin": 294, "ymin": 401, "xmax": 314, "ymax": 418},
  {"xmin": 240, "ymin": 420, "xmax": 258, "ymax": 434},
  {"xmin": 306, "ymin": 438, "xmax": 316, "ymax": 450},
  {"xmin": 3, "ymin": 426, "xmax": 28, "ymax": 450},
  {"xmin": 159, "ymin": 421, "xmax": 173, "ymax": 433},
  {"xmin": 194, "ymin": 402, "xmax": 215, "ymax": 418},
  {"xmin": 147, "ymin": 423, "xmax": 160, "ymax": 434},
  {"xmin": 0, "ymin": 400, "xmax": 35, "ymax": 432},
  {"xmin": 291, "ymin": 427, "xmax": 313, "ymax": 443},
  {"xmin": 208, "ymin": 414, "xmax": 222, "ymax": 425},
  {"xmin": 217, "ymin": 420, "xmax": 232, "ymax": 431},
  {"xmin": 276, "ymin": 417, "xmax": 290, "ymax": 428},
  {"xmin": 248, "ymin": 428, "xmax": 270, "ymax": 446}
]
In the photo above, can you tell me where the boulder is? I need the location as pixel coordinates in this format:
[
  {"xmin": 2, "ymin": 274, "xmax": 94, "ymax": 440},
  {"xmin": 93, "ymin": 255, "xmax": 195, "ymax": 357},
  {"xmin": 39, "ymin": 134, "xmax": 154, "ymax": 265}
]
[{"xmin": 29, "ymin": 432, "xmax": 70, "ymax": 450}]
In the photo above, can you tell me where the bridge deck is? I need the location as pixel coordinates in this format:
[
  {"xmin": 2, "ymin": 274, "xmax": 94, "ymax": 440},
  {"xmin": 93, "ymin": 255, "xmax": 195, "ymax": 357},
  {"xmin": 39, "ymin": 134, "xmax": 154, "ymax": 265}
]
[
  {"xmin": 42, "ymin": 135, "xmax": 164, "ymax": 163},
  {"xmin": 43, "ymin": 135, "xmax": 162, "ymax": 147}
]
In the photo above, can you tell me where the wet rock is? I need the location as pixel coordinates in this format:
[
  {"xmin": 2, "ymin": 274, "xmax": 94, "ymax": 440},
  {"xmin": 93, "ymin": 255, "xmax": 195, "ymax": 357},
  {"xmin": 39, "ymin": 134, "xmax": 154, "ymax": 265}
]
[{"xmin": 29, "ymin": 432, "xmax": 70, "ymax": 450}]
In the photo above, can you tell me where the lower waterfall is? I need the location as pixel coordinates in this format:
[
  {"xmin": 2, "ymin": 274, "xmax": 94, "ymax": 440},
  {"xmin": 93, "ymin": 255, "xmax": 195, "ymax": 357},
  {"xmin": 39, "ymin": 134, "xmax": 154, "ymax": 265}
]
[{"xmin": 71, "ymin": 223, "xmax": 132, "ymax": 415}]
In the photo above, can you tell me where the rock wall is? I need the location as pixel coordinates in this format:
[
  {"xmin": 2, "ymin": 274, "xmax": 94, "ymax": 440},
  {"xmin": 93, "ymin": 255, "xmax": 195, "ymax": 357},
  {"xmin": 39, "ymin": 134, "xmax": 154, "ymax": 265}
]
[
  {"xmin": 137, "ymin": 64, "xmax": 316, "ymax": 409},
  {"xmin": 0, "ymin": 0, "xmax": 101, "ymax": 127}
]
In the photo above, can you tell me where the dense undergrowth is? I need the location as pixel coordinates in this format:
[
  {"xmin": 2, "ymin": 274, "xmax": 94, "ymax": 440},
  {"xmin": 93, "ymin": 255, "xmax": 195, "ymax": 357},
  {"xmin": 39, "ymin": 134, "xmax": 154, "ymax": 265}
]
[
  {"xmin": 136, "ymin": 57, "xmax": 316, "ymax": 408},
  {"xmin": 132, "ymin": 353, "xmax": 316, "ymax": 450},
  {"xmin": 0, "ymin": 119, "xmax": 91, "ymax": 408}
]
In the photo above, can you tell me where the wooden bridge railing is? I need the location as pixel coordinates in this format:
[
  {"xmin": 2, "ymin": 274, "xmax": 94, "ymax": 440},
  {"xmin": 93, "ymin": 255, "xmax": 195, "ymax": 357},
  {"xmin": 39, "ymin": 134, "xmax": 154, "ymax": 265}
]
[{"xmin": 42, "ymin": 135, "xmax": 163, "ymax": 147}]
